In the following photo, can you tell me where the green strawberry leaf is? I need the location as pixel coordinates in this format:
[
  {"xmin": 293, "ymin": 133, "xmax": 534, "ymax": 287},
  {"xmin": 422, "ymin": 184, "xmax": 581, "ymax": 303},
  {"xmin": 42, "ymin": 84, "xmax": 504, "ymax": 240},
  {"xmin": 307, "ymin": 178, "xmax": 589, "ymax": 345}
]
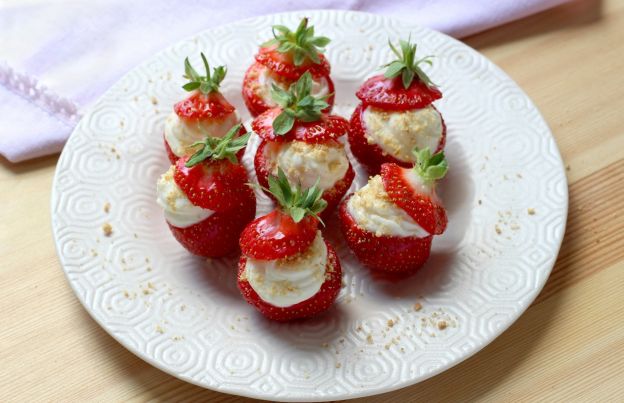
[
  {"xmin": 185, "ymin": 124, "xmax": 249, "ymax": 167},
  {"xmin": 263, "ymin": 17, "xmax": 330, "ymax": 66},
  {"xmin": 182, "ymin": 52, "xmax": 227, "ymax": 95},
  {"xmin": 412, "ymin": 146, "xmax": 448, "ymax": 183},
  {"xmin": 262, "ymin": 167, "xmax": 327, "ymax": 224},
  {"xmin": 270, "ymin": 71, "xmax": 330, "ymax": 135},
  {"xmin": 381, "ymin": 37, "xmax": 436, "ymax": 89}
]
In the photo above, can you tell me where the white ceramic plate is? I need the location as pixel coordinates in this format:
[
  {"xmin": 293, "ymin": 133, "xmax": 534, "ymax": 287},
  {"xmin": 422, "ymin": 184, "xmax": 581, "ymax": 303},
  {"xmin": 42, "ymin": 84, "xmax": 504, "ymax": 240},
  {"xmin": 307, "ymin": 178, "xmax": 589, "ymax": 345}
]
[{"xmin": 51, "ymin": 10, "xmax": 567, "ymax": 402}]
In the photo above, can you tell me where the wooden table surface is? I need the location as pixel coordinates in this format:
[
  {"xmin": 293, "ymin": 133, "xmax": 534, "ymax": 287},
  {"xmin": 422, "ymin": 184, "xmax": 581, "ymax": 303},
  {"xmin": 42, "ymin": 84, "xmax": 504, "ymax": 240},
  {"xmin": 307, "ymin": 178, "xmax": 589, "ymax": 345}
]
[{"xmin": 2, "ymin": 1, "xmax": 623, "ymax": 401}]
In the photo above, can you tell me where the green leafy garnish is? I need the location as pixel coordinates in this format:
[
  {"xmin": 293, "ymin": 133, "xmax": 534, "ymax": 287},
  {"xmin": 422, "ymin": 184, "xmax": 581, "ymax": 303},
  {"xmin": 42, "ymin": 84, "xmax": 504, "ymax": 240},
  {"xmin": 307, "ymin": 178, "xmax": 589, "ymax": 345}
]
[
  {"xmin": 382, "ymin": 37, "xmax": 436, "ymax": 89},
  {"xmin": 262, "ymin": 17, "xmax": 330, "ymax": 66},
  {"xmin": 412, "ymin": 147, "xmax": 448, "ymax": 183},
  {"xmin": 182, "ymin": 53, "xmax": 226, "ymax": 94},
  {"xmin": 185, "ymin": 124, "xmax": 249, "ymax": 167},
  {"xmin": 262, "ymin": 167, "xmax": 327, "ymax": 224},
  {"xmin": 271, "ymin": 71, "xmax": 329, "ymax": 135}
]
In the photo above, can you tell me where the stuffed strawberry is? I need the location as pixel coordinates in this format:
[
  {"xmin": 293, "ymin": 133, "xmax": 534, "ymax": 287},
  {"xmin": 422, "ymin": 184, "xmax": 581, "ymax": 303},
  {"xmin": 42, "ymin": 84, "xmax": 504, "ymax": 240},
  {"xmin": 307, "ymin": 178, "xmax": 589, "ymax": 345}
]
[
  {"xmin": 253, "ymin": 72, "xmax": 353, "ymax": 218},
  {"xmin": 157, "ymin": 124, "xmax": 255, "ymax": 257},
  {"xmin": 238, "ymin": 168, "xmax": 342, "ymax": 321},
  {"xmin": 339, "ymin": 147, "xmax": 448, "ymax": 273},
  {"xmin": 242, "ymin": 17, "xmax": 335, "ymax": 117},
  {"xmin": 164, "ymin": 53, "xmax": 246, "ymax": 164},
  {"xmin": 348, "ymin": 38, "xmax": 446, "ymax": 174}
]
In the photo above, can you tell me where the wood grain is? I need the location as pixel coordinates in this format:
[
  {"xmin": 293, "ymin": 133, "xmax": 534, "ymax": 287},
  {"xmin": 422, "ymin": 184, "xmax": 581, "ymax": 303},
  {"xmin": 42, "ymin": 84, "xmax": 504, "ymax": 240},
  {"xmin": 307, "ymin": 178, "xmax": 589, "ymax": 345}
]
[{"xmin": 1, "ymin": 0, "xmax": 624, "ymax": 401}]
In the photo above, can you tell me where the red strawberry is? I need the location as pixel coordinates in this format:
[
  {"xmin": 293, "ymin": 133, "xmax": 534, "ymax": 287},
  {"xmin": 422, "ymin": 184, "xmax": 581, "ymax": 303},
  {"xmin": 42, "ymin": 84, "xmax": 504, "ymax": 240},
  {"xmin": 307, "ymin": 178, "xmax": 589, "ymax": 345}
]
[
  {"xmin": 357, "ymin": 38, "xmax": 441, "ymax": 110},
  {"xmin": 253, "ymin": 108, "xmax": 348, "ymax": 143},
  {"xmin": 168, "ymin": 189, "xmax": 256, "ymax": 257},
  {"xmin": 174, "ymin": 91, "xmax": 235, "ymax": 121},
  {"xmin": 348, "ymin": 104, "xmax": 446, "ymax": 174},
  {"xmin": 174, "ymin": 156, "xmax": 249, "ymax": 212},
  {"xmin": 165, "ymin": 53, "xmax": 245, "ymax": 163},
  {"xmin": 348, "ymin": 38, "xmax": 446, "ymax": 173},
  {"xmin": 237, "ymin": 240, "xmax": 342, "ymax": 321},
  {"xmin": 240, "ymin": 167, "xmax": 327, "ymax": 260},
  {"xmin": 338, "ymin": 146, "xmax": 448, "ymax": 273},
  {"xmin": 242, "ymin": 18, "xmax": 334, "ymax": 117},
  {"xmin": 159, "ymin": 125, "xmax": 255, "ymax": 257},
  {"xmin": 239, "ymin": 210, "xmax": 319, "ymax": 260},
  {"xmin": 381, "ymin": 162, "xmax": 447, "ymax": 235},
  {"xmin": 174, "ymin": 53, "xmax": 234, "ymax": 120},
  {"xmin": 381, "ymin": 146, "xmax": 448, "ymax": 235},
  {"xmin": 339, "ymin": 196, "xmax": 433, "ymax": 273},
  {"xmin": 238, "ymin": 168, "xmax": 341, "ymax": 320},
  {"xmin": 254, "ymin": 139, "xmax": 354, "ymax": 218},
  {"xmin": 255, "ymin": 45, "xmax": 331, "ymax": 81},
  {"xmin": 356, "ymin": 75, "xmax": 441, "ymax": 111}
]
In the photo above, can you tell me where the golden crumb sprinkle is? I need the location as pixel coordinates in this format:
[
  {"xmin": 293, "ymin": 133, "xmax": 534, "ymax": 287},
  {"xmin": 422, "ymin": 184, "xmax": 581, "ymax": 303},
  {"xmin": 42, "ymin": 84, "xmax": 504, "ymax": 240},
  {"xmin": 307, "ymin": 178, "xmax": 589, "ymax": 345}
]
[
  {"xmin": 495, "ymin": 225, "xmax": 502, "ymax": 235},
  {"xmin": 387, "ymin": 319, "xmax": 395, "ymax": 328},
  {"xmin": 528, "ymin": 208, "xmax": 536, "ymax": 215},
  {"xmin": 366, "ymin": 334, "xmax": 373, "ymax": 344},
  {"xmin": 103, "ymin": 202, "xmax": 111, "ymax": 213},
  {"xmin": 437, "ymin": 321, "xmax": 448, "ymax": 330},
  {"xmin": 414, "ymin": 302, "xmax": 423, "ymax": 311},
  {"xmin": 102, "ymin": 222, "xmax": 113, "ymax": 236}
]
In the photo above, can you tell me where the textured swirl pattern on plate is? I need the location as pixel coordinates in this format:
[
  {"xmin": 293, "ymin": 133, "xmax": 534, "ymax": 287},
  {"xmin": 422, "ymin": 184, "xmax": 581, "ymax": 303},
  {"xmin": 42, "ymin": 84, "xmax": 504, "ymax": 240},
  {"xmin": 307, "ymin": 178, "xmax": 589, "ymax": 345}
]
[{"xmin": 51, "ymin": 10, "xmax": 567, "ymax": 402}]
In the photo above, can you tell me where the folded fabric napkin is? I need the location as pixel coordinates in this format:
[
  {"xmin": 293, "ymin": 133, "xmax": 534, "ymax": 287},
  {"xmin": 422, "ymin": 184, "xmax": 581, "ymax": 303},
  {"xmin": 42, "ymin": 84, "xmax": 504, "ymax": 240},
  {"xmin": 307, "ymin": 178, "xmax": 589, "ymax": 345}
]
[{"xmin": 0, "ymin": 0, "xmax": 568, "ymax": 162}]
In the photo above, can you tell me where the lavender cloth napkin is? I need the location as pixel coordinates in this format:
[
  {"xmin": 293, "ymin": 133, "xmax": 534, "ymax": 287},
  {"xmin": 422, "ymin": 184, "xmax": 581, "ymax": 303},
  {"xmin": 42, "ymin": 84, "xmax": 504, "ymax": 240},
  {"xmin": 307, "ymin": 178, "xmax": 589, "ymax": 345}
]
[{"xmin": 0, "ymin": 0, "xmax": 568, "ymax": 162}]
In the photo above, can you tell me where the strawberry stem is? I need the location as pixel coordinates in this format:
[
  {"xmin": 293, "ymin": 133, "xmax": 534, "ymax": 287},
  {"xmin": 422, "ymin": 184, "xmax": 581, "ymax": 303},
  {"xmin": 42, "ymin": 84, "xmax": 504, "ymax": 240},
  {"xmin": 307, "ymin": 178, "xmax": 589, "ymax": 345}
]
[
  {"xmin": 262, "ymin": 17, "xmax": 330, "ymax": 66},
  {"xmin": 185, "ymin": 124, "xmax": 249, "ymax": 167},
  {"xmin": 382, "ymin": 37, "xmax": 436, "ymax": 89},
  {"xmin": 270, "ymin": 71, "xmax": 330, "ymax": 135},
  {"xmin": 412, "ymin": 147, "xmax": 448, "ymax": 183},
  {"xmin": 261, "ymin": 167, "xmax": 327, "ymax": 224},
  {"xmin": 182, "ymin": 53, "xmax": 227, "ymax": 94}
]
